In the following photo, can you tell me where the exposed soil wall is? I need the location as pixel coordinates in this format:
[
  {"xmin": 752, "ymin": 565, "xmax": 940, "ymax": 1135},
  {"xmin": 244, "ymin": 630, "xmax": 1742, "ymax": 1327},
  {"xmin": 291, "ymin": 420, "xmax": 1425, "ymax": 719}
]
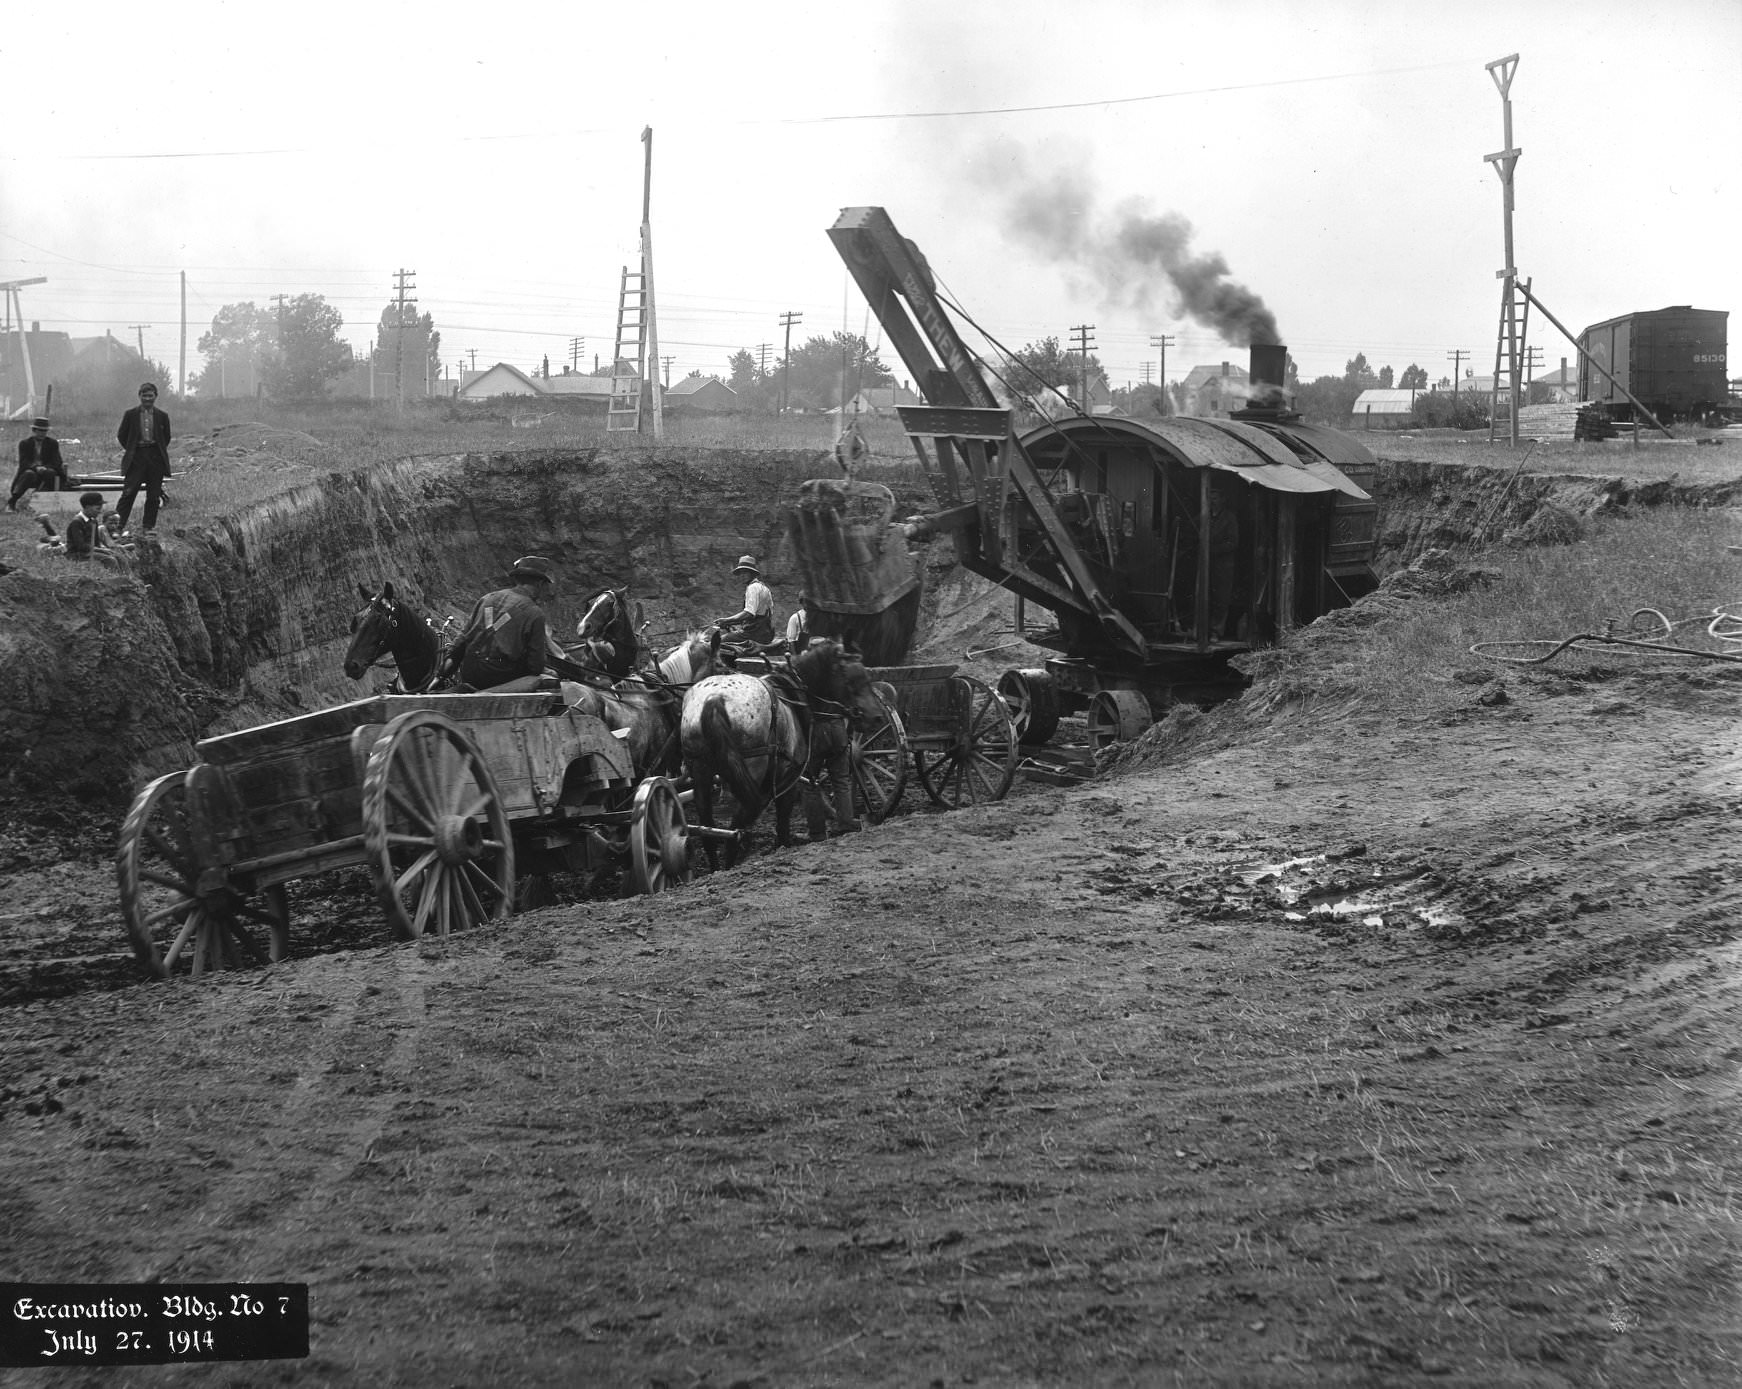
[{"xmin": 0, "ymin": 445, "xmax": 1730, "ymax": 806}]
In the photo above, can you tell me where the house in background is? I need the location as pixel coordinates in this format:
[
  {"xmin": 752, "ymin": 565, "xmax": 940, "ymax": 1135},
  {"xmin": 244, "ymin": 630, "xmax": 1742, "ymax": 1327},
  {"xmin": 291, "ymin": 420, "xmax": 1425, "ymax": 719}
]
[
  {"xmin": 1178, "ymin": 361, "xmax": 1250, "ymax": 417},
  {"xmin": 537, "ymin": 371, "xmax": 616, "ymax": 404},
  {"xmin": 1535, "ymin": 360, "xmax": 1579, "ymax": 403},
  {"xmin": 832, "ymin": 383, "xmax": 921, "ymax": 418},
  {"xmin": 457, "ymin": 363, "xmax": 544, "ymax": 399},
  {"xmin": 665, "ymin": 375, "xmax": 736, "ymax": 412}
]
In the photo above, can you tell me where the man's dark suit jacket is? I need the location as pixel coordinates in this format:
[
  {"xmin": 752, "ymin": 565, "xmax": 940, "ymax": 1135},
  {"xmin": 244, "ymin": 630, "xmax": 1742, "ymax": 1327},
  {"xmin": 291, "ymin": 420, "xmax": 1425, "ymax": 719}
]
[
  {"xmin": 116, "ymin": 406, "xmax": 173, "ymax": 479},
  {"xmin": 15, "ymin": 435, "xmax": 65, "ymax": 476}
]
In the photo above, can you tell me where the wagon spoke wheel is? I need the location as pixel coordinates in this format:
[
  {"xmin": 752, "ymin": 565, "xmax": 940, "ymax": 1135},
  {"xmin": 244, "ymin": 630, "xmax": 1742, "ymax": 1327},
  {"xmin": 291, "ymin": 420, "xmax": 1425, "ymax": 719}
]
[
  {"xmin": 629, "ymin": 776, "xmax": 691, "ymax": 894},
  {"xmin": 117, "ymin": 773, "xmax": 289, "ymax": 979},
  {"xmin": 362, "ymin": 711, "xmax": 515, "ymax": 941},
  {"xmin": 915, "ymin": 675, "xmax": 1018, "ymax": 808},
  {"xmin": 850, "ymin": 692, "xmax": 908, "ymax": 824},
  {"xmin": 997, "ymin": 667, "xmax": 1061, "ymax": 747}
]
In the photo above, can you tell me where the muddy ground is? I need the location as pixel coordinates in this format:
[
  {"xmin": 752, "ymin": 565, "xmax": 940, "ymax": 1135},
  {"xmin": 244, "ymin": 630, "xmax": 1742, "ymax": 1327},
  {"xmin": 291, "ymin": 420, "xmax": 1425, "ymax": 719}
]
[{"xmin": 2, "ymin": 610, "xmax": 1739, "ymax": 1386}]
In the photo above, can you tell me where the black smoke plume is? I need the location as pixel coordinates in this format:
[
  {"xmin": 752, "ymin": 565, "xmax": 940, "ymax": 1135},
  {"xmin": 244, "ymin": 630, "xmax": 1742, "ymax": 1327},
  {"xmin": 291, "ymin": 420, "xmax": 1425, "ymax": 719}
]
[{"xmin": 974, "ymin": 146, "xmax": 1280, "ymax": 347}]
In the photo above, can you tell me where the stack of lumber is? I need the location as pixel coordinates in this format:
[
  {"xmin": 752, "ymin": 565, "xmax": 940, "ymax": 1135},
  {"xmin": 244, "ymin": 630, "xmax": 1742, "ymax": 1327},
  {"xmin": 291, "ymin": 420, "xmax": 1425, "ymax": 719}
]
[{"xmin": 1516, "ymin": 403, "xmax": 1616, "ymax": 442}]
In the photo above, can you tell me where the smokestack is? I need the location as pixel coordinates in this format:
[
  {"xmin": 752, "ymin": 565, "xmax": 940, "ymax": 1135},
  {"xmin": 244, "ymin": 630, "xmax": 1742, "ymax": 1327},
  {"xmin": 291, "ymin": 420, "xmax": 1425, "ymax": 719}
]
[
  {"xmin": 1249, "ymin": 345, "xmax": 1286, "ymax": 392},
  {"xmin": 1234, "ymin": 343, "xmax": 1293, "ymax": 419}
]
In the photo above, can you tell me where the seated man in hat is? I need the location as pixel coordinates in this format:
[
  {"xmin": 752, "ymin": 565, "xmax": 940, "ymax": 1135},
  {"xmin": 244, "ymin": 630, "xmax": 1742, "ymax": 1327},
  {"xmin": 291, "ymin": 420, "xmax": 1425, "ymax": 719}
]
[
  {"xmin": 8, "ymin": 418, "xmax": 70, "ymax": 510},
  {"xmin": 717, "ymin": 555, "xmax": 775, "ymax": 647},
  {"xmin": 439, "ymin": 555, "xmax": 559, "ymax": 692}
]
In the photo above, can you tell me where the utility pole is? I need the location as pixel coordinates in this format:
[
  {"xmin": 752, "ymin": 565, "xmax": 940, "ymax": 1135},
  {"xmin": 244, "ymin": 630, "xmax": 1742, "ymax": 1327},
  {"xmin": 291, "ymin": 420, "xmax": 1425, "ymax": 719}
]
[
  {"xmin": 129, "ymin": 324, "xmax": 152, "ymax": 363},
  {"xmin": 1149, "ymin": 332, "xmax": 1175, "ymax": 393},
  {"xmin": 3, "ymin": 277, "xmax": 47, "ymax": 415},
  {"xmin": 1524, "ymin": 344, "xmax": 1543, "ymax": 392},
  {"xmin": 393, "ymin": 268, "xmax": 417, "ymax": 413},
  {"xmin": 1484, "ymin": 54, "xmax": 1524, "ymax": 446},
  {"xmin": 569, "ymin": 336, "xmax": 584, "ymax": 371},
  {"xmin": 1446, "ymin": 349, "xmax": 1466, "ymax": 411},
  {"xmin": 179, "ymin": 272, "xmax": 186, "ymax": 398},
  {"xmin": 756, "ymin": 342, "xmax": 772, "ymax": 378},
  {"xmin": 1071, "ymin": 323, "xmax": 1096, "ymax": 412},
  {"xmin": 467, "ymin": 348, "xmax": 477, "ymax": 372},
  {"xmin": 661, "ymin": 355, "xmax": 674, "ymax": 388},
  {"xmin": 779, "ymin": 311, "xmax": 802, "ymax": 414},
  {"xmin": 640, "ymin": 127, "xmax": 663, "ymax": 439},
  {"xmin": 1139, "ymin": 361, "xmax": 1155, "ymax": 385}
]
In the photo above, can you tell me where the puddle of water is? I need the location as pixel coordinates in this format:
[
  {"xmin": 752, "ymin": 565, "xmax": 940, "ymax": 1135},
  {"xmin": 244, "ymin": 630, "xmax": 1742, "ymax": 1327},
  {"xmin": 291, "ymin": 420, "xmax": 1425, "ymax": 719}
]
[{"xmin": 1247, "ymin": 855, "xmax": 1469, "ymax": 933}]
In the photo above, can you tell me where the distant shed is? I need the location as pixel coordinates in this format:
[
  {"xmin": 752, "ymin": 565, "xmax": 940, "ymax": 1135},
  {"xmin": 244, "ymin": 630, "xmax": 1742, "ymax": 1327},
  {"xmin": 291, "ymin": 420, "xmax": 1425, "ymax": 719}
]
[{"xmin": 1350, "ymin": 388, "xmax": 1418, "ymax": 429}]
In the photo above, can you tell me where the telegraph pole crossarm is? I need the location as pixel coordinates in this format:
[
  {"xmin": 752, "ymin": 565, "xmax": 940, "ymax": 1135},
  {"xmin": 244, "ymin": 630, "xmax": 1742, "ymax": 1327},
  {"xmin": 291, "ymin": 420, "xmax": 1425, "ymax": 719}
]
[{"xmin": 1484, "ymin": 53, "xmax": 1524, "ymax": 446}]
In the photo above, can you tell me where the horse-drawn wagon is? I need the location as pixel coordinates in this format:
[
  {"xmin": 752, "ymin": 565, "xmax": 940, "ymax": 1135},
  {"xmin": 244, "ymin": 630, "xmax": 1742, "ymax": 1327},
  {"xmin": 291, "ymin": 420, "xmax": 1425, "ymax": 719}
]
[
  {"xmin": 848, "ymin": 664, "xmax": 1019, "ymax": 823},
  {"xmin": 117, "ymin": 688, "xmax": 694, "ymax": 979}
]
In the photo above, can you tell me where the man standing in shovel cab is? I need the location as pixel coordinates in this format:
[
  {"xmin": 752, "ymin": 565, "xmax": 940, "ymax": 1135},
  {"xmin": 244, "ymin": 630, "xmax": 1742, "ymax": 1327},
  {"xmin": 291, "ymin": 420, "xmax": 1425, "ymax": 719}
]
[
  {"xmin": 718, "ymin": 555, "xmax": 775, "ymax": 646},
  {"xmin": 440, "ymin": 555, "xmax": 558, "ymax": 692},
  {"xmin": 115, "ymin": 382, "xmax": 171, "ymax": 537}
]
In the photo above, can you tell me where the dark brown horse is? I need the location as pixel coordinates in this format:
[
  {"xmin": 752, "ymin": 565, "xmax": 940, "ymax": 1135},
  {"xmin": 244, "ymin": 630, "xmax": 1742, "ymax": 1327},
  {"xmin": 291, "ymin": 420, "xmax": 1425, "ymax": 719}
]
[
  {"xmin": 343, "ymin": 583, "xmax": 448, "ymax": 693},
  {"xmin": 679, "ymin": 639, "xmax": 883, "ymax": 868},
  {"xmin": 572, "ymin": 586, "xmax": 642, "ymax": 680}
]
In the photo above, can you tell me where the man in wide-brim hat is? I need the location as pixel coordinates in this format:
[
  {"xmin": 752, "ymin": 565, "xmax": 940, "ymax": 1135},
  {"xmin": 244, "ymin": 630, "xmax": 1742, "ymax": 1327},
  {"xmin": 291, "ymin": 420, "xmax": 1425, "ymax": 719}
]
[
  {"xmin": 442, "ymin": 554, "xmax": 558, "ymax": 691},
  {"xmin": 8, "ymin": 416, "xmax": 69, "ymax": 510},
  {"xmin": 718, "ymin": 554, "xmax": 775, "ymax": 646}
]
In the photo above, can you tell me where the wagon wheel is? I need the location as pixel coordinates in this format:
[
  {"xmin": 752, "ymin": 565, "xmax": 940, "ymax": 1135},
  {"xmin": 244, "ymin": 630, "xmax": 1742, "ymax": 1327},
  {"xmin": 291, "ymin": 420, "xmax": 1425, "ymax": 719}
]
[
  {"xmin": 1086, "ymin": 689, "xmax": 1153, "ymax": 749},
  {"xmin": 361, "ymin": 711, "xmax": 515, "ymax": 941},
  {"xmin": 850, "ymin": 691, "xmax": 909, "ymax": 824},
  {"xmin": 117, "ymin": 772, "xmax": 289, "ymax": 979},
  {"xmin": 997, "ymin": 667, "xmax": 1061, "ymax": 746},
  {"xmin": 915, "ymin": 675, "xmax": 1018, "ymax": 807},
  {"xmin": 629, "ymin": 776, "xmax": 692, "ymax": 894}
]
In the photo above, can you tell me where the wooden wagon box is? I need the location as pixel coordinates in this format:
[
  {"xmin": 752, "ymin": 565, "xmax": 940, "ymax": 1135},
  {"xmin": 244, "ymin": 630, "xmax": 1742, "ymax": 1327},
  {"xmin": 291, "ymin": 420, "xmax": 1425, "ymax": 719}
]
[{"xmin": 192, "ymin": 691, "xmax": 633, "ymax": 868}]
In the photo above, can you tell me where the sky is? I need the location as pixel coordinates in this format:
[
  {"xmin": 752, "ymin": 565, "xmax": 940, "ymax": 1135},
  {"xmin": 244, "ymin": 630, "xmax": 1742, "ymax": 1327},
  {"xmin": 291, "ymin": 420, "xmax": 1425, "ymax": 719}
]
[{"xmin": 4, "ymin": 0, "xmax": 1738, "ymax": 396}]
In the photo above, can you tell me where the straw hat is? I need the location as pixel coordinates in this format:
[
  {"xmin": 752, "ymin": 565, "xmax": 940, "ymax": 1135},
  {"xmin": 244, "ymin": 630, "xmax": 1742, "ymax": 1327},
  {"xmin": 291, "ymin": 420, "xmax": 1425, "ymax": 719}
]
[{"xmin": 732, "ymin": 555, "xmax": 759, "ymax": 575}]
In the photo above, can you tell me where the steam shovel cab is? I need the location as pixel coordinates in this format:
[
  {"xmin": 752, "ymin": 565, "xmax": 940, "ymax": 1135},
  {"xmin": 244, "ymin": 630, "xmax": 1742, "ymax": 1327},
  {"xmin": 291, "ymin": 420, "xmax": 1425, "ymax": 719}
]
[
  {"xmin": 820, "ymin": 205, "xmax": 1381, "ymax": 746},
  {"xmin": 1000, "ymin": 350, "xmax": 1382, "ymax": 729}
]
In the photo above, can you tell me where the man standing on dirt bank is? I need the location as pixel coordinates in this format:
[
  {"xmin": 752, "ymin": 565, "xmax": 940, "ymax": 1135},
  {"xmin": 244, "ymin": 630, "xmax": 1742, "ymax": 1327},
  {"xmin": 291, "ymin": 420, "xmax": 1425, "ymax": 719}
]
[
  {"xmin": 718, "ymin": 555, "xmax": 775, "ymax": 645},
  {"xmin": 441, "ymin": 555, "xmax": 557, "ymax": 692},
  {"xmin": 115, "ymin": 382, "xmax": 171, "ymax": 536},
  {"xmin": 8, "ymin": 417, "xmax": 69, "ymax": 509}
]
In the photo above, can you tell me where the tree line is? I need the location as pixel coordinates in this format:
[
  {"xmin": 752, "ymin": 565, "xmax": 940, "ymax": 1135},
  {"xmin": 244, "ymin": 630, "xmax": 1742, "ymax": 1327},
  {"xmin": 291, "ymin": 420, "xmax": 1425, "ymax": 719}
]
[{"xmin": 190, "ymin": 295, "xmax": 437, "ymax": 401}]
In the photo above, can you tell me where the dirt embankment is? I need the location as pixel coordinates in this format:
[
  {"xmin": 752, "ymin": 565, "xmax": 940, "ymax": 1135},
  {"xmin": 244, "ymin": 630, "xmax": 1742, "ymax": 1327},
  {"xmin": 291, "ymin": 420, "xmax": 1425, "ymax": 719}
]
[
  {"xmin": 0, "ymin": 448, "xmax": 927, "ymax": 802},
  {"xmin": 1, "ymin": 441, "xmax": 1733, "ymax": 816}
]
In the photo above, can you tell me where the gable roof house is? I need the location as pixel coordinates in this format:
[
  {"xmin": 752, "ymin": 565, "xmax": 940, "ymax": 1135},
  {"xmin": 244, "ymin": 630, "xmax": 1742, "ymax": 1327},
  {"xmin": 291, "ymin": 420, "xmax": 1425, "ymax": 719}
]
[
  {"xmin": 1179, "ymin": 362, "xmax": 1249, "ymax": 417},
  {"xmin": 665, "ymin": 376, "xmax": 737, "ymax": 412},
  {"xmin": 831, "ymin": 383, "xmax": 922, "ymax": 418},
  {"xmin": 457, "ymin": 363, "xmax": 544, "ymax": 399}
]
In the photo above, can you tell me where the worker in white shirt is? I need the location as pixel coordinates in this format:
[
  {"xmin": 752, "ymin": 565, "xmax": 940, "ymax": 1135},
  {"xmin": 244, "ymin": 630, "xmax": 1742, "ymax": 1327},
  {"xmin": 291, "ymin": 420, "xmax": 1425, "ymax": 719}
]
[
  {"xmin": 717, "ymin": 555, "xmax": 775, "ymax": 646},
  {"xmin": 785, "ymin": 593, "xmax": 811, "ymax": 650}
]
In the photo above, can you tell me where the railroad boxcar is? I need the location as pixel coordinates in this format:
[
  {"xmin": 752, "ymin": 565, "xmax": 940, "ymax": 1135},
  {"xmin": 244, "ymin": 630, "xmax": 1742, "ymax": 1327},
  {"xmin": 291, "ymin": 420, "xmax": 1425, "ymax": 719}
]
[{"xmin": 1578, "ymin": 306, "xmax": 1729, "ymax": 423}]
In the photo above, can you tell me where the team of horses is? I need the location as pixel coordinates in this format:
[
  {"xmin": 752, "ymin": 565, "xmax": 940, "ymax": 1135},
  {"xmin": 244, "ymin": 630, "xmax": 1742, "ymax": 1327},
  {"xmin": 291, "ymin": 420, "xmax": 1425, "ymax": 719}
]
[{"xmin": 342, "ymin": 581, "xmax": 884, "ymax": 875}]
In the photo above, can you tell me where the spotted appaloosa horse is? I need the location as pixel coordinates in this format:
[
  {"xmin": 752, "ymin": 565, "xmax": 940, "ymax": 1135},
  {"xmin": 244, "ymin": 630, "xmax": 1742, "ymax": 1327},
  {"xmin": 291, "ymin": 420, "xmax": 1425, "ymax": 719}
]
[
  {"xmin": 572, "ymin": 586, "xmax": 641, "ymax": 680},
  {"xmin": 343, "ymin": 583, "xmax": 447, "ymax": 693},
  {"xmin": 679, "ymin": 638, "xmax": 883, "ymax": 868}
]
